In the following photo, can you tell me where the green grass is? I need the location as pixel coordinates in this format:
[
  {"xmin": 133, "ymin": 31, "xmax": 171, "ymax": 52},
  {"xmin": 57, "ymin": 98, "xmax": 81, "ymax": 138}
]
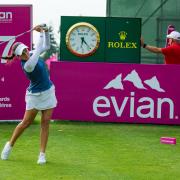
[{"xmin": 1, "ymin": 116, "xmax": 180, "ymax": 180}]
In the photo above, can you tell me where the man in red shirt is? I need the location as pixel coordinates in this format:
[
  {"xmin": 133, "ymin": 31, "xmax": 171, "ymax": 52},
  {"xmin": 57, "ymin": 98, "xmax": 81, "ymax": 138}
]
[{"xmin": 141, "ymin": 31, "xmax": 180, "ymax": 64}]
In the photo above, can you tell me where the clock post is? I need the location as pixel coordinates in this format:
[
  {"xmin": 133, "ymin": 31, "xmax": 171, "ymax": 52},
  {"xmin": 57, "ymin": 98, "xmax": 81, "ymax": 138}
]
[{"xmin": 60, "ymin": 16, "xmax": 141, "ymax": 63}]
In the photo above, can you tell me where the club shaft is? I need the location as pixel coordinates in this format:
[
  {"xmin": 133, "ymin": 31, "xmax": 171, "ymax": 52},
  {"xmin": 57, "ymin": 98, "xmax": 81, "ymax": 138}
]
[
  {"xmin": 0, "ymin": 28, "xmax": 33, "ymax": 46},
  {"xmin": 0, "ymin": 24, "xmax": 47, "ymax": 46}
]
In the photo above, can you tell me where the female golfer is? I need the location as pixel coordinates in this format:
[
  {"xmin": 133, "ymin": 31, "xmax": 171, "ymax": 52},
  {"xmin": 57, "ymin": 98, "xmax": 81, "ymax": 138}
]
[{"xmin": 1, "ymin": 25, "xmax": 57, "ymax": 164}]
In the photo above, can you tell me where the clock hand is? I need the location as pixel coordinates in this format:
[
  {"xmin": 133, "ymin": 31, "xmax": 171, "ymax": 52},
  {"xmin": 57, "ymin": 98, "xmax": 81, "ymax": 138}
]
[
  {"xmin": 82, "ymin": 38, "xmax": 91, "ymax": 50},
  {"xmin": 80, "ymin": 37, "xmax": 84, "ymax": 48}
]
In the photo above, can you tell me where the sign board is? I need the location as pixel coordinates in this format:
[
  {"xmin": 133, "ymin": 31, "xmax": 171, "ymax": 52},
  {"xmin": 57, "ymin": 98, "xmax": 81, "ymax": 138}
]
[
  {"xmin": 0, "ymin": 61, "xmax": 28, "ymax": 120},
  {"xmin": 60, "ymin": 16, "xmax": 141, "ymax": 63},
  {"xmin": 0, "ymin": 5, "xmax": 32, "ymax": 63},
  {"xmin": 0, "ymin": 5, "xmax": 32, "ymax": 120},
  {"xmin": 51, "ymin": 61, "xmax": 180, "ymax": 125}
]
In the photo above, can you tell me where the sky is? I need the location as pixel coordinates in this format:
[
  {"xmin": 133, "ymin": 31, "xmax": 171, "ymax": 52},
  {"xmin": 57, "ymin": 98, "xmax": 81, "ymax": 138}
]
[{"xmin": 0, "ymin": 0, "xmax": 106, "ymax": 43}]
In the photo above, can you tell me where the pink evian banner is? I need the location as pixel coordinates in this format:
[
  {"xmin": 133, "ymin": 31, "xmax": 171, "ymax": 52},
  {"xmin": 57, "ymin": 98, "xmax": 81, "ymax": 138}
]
[
  {"xmin": 0, "ymin": 5, "xmax": 32, "ymax": 120},
  {"xmin": 0, "ymin": 5, "xmax": 32, "ymax": 63},
  {"xmin": 51, "ymin": 61, "xmax": 180, "ymax": 125}
]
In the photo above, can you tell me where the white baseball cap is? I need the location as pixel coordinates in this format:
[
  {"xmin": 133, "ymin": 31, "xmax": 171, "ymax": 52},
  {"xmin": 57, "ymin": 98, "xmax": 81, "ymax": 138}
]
[
  {"xmin": 14, "ymin": 43, "xmax": 28, "ymax": 56},
  {"xmin": 166, "ymin": 31, "xmax": 180, "ymax": 40}
]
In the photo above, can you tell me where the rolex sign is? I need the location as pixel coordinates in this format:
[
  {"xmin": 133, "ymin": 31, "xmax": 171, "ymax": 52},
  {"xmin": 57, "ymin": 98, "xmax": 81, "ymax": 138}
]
[
  {"xmin": 60, "ymin": 16, "xmax": 141, "ymax": 63},
  {"xmin": 105, "ymin": 17, "xmax": 141, "ymax": 63}
]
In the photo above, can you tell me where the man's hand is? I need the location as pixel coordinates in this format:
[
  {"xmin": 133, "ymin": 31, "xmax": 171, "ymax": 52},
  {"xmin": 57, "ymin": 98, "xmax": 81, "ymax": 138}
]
[
  {"xmin": 140, "ymin": 37, "xmax": 145, "ymax": 47},
  {"xmin": 140, "ymin": 36, "xmax": 162, "ymax": 53},
  {"xmin": 33, "ymin": 25, "xmax": 44, "ymax": 32}
]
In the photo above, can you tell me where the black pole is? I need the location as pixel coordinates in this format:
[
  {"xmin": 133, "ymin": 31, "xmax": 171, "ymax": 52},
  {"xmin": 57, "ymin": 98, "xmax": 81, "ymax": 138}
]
[
  {"xmin": 142, "ymin": 0, "xmax": 169, "ymax": 26},
  {"xmin": 106, "ymin": 0, "xmax": 111, "ymax": 17}
]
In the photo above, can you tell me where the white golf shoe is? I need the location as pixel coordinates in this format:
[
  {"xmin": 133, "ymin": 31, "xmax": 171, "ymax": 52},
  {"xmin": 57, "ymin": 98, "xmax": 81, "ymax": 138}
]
[
  {"xmin": 1, "ymin": 142, "xmax": 12, "ymax": 160},
  {"xmin": 37, "ymin": 152, "xmax": 46, "ymax": 164}
]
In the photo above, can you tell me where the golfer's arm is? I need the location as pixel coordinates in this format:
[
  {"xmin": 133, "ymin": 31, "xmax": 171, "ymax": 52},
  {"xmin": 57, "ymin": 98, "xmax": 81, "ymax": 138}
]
[
  {"xmin": 144, "ymin": 45, "xmax": 162, "ymax": 53},
  {"xmin": 24, "ymin": 33, "xmax": 44, "ymax": 72},
  {"xmin": 41, "ymin": 32, "xmax": 50, "ymax": 52}
]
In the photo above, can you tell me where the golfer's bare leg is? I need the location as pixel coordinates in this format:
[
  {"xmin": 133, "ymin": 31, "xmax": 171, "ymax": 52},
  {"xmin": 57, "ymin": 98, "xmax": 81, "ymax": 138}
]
[
  {"xmin": 40, "ymin": 108, "xmax": 54, "ymax": 153},
  {"xmin": 9, "ymin": 109, "xmax": 38, "ymax": 146}
]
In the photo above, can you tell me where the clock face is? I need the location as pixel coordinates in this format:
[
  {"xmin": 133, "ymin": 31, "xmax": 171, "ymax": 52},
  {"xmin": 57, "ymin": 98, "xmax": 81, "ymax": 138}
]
[{"xmin": 66, "ymin": 22, "xmax": 100, "ymax": 57}]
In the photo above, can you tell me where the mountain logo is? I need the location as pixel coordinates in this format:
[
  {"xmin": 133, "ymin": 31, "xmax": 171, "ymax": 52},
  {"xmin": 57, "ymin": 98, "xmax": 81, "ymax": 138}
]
[{"xmin": 104, "ymin": 69, "xmax": 165, "ymax": 92}]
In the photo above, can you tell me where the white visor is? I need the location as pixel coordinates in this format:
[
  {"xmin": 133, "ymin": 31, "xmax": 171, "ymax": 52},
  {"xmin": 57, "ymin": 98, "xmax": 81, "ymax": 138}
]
[
  {"xmin": 166, "ymin": 31, "xmax": 180, "ymax": 40},
  {"xmin": 14, "ymin": 43, "xmax": 28, "ymax": 56}
]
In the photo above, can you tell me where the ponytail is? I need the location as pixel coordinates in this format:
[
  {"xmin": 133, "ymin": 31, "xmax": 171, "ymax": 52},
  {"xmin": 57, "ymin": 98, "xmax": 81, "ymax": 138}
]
[
  {"xmin": 1, "ymin": 42, "xmax": 22, "ymax": 62},
  {"xmin": 1, "ymin": 54, "xmax": 15, "ymax": 61}
]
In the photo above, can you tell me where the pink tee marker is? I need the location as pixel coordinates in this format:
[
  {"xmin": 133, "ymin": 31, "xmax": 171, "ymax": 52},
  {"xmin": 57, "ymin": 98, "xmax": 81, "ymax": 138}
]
[{"xmin": 160, "ymin": 137, "xmax": 176, "ymax": 145}]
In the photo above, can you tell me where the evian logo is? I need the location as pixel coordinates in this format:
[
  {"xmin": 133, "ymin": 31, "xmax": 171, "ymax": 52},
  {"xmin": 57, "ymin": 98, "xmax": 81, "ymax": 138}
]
[
  {"xmin": 93, "ymin": 69, "xmax": 178, "ymax": 120},
  {"xmin": 104, "ymin": 70, "xmax": 165, "ymax": 92},
  {"xmin": 0, "ymin": 12, "xmax": 12, "ymax": 23}
]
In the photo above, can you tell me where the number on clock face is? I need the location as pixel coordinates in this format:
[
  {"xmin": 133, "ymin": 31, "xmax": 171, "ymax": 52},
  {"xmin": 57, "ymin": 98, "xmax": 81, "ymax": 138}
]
[{"xmin": 66, "ymin": 22, "xmax": 100, "ymax": 57}]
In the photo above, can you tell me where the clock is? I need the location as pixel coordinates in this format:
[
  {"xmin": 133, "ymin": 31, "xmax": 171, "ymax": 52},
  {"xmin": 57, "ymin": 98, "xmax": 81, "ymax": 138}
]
[{"xmin": 66, "ymin": 22, "xmax": 100, "ymax": 57}]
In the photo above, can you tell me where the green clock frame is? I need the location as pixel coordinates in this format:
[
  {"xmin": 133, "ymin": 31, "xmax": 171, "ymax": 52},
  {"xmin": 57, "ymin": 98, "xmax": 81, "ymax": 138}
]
[{"xmin": 60, "ymin": 16, "xmax": 141, "ymax": 63}]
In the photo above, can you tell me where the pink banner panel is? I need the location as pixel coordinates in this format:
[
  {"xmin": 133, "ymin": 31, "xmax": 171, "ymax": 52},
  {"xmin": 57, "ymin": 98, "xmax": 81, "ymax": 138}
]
[
  {"xmin": 50, "ymin": 61, "xmax": 180, "ymax": 125},
  {"xmin": 0, "ymin": 61, "xmax": 28, "ymax": 120},
  {"xmin": 0, "ymin": 5, "xmax": 32, "ymax": 63},
  {"xmin": 0, "ymin": 5, "xmax": 32, "ymax": 120}
]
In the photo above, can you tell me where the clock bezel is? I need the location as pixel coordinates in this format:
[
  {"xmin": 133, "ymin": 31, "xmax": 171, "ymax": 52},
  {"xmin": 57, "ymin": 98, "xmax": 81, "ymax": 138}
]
[{"xmin": 66, "ymin": 22, "xmax": 100, "ymax": 57}]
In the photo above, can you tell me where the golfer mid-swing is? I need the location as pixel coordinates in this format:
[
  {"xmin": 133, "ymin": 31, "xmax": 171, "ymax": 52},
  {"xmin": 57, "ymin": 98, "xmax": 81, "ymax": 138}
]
[{"xmin": 1, "ymin": 25, "xmax": 57, "ymax": 164}]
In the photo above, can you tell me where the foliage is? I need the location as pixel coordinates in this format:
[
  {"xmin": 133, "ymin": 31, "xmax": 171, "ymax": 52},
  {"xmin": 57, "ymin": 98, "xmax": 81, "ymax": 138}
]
[{"xmin": 41, "ymin": 25, "xmax": 59, "ymax": 60}]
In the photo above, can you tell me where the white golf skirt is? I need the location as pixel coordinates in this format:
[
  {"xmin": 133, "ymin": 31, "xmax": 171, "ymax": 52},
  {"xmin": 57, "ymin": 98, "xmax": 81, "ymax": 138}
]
[{"xmin": 25, "ymin": 85, "xmax": 57, "ymax": 110}]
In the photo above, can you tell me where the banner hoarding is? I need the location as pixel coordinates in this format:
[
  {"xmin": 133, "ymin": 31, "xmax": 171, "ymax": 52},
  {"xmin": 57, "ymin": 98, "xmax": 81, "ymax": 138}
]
[
  {"xmin": 51, "ymin": 61, "xmax": 180, "ymax": 125},
  {"xmin": 0, "ymin": 5, "xmax": 32, "ymax": 120},
  {"xmin": 0, "ymin": 5, "xmax": 32, "ymax": 63}
]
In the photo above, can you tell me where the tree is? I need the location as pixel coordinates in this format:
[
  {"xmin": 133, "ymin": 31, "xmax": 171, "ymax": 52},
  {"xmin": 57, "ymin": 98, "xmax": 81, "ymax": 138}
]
[{"xmin": 41, "ymin": 25, "xmax": 59, "ymax": 60}]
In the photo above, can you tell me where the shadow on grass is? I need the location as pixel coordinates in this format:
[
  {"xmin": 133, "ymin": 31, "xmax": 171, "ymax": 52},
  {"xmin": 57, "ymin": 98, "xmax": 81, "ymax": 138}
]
[{"xmin": 51, "ymin": 119, "xmax": 180, "ymax": 129}]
